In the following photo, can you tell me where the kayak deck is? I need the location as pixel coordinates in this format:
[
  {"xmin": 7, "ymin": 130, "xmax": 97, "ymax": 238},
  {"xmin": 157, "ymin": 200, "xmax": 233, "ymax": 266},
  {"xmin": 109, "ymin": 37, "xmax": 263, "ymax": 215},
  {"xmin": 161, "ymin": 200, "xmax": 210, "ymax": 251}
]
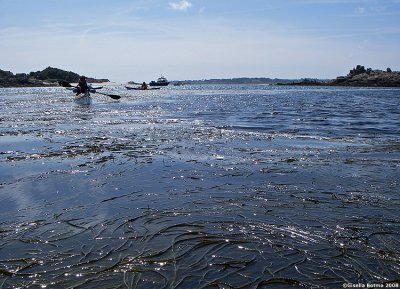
[{"xmin": 74, "ymin": 93, "xmax": 92, "ymax": 105}]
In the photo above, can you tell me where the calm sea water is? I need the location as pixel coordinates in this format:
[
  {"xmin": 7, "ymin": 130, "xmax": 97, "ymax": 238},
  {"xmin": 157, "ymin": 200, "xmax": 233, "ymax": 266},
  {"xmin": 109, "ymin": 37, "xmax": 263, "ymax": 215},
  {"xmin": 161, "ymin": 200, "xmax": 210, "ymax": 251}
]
[{"xmin": 0, "ymin": 85, "xmax": 399, "ymax": 288}]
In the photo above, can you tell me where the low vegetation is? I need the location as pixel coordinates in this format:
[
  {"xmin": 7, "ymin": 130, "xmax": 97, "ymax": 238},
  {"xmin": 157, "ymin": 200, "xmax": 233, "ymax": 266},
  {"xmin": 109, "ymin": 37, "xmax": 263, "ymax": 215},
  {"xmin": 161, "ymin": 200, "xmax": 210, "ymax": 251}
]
[{"xmin": 0, "ymin": 67, "xmax": 108, "ymax": 87}]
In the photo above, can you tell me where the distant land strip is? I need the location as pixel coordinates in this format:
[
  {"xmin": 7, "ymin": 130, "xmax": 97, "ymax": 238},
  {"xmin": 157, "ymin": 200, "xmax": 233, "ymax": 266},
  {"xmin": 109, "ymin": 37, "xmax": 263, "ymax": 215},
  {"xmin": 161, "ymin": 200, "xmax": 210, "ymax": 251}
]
[
  {"xmin": 278, "ymin": 65, "xmax": 400, "ymax": 87},
  {"xmin": 175, "ymin": 65, "xmax": 400, "ymax": 87},
  {"xmin": 1, "ymin": 65, "xmax": 399, "ymax": 87}
]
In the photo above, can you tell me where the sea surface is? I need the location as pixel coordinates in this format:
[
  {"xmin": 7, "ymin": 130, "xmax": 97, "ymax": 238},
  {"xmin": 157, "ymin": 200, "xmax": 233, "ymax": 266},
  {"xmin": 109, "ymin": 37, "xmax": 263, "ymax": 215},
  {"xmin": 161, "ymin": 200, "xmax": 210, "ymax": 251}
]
[{"xmin": 0, "ymin": 85, "xmax": 399, "ymax": 288}]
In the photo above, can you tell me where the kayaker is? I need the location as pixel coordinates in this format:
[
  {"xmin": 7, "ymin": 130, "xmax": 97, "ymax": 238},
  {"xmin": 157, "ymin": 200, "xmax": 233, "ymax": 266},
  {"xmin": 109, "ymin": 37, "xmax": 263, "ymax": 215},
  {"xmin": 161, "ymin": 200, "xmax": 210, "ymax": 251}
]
[
  {"xmin": 75, "ymin": 76, "xmax": 92, "ymax": 95},
  {"xmin": 141, "ymin": 82, "xmax": 148, "ymax": 90}
]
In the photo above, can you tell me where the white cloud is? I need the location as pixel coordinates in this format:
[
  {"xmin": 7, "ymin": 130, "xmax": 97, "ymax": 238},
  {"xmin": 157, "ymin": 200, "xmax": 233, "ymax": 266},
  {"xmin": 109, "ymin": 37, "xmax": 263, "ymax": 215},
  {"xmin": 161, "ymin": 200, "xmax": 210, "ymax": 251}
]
[
  {"xmin": 355, "ymin": 7, "xmax": 366, "ymax": 15},
  {"xmin": 169, "ymin": 0, "xmax": 192, "ymax": 11}
]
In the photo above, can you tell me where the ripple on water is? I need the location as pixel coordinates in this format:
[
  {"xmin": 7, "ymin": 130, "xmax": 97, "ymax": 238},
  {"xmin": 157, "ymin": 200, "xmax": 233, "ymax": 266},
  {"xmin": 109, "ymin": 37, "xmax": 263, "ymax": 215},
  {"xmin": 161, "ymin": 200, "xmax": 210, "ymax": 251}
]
[{"xmin": 1, "ymin": 86, "xmax": 399, "ymax": 288}]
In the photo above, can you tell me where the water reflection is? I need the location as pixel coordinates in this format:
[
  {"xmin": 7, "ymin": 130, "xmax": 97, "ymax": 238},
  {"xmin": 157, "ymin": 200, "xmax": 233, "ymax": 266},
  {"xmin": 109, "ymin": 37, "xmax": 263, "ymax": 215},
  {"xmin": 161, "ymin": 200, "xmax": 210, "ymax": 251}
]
[{"xmin": 0, "ymin": 86, "xmax": 399, "ymax": 288}]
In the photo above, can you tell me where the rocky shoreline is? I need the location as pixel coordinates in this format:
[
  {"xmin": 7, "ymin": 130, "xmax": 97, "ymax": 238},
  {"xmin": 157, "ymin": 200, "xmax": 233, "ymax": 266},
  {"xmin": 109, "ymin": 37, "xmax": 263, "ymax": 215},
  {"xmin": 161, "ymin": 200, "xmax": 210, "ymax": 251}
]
[
  {"xmin": 329, "ymin": 66, "xmax": 400, "ymax": 87},
  {"xmin": 281, "ymin": 65, "xmax": 400, "ymax": 87}
]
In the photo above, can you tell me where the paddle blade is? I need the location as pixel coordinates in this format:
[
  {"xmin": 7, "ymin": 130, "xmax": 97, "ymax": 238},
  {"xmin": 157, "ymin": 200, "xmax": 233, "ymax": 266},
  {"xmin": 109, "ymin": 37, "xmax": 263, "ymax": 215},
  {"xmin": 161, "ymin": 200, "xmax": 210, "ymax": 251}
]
[
  {"xmin": 107, "ymin": 94, "xmax": 121, "ymax": 100},
  {"xmin": 92, "ymin": 91, "xmax": 121, "ymax": 100},
  {"xmin": 59, "ymin": 80, "xmax": 73, "ymax": 87}
]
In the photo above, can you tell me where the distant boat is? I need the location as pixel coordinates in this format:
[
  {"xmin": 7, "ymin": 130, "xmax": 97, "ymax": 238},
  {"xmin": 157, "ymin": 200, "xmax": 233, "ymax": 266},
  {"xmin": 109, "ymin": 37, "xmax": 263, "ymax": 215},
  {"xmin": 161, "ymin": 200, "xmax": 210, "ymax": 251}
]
[{"xmin": 149, "ymin": 75, "xmax": 169, "ymax": 86}]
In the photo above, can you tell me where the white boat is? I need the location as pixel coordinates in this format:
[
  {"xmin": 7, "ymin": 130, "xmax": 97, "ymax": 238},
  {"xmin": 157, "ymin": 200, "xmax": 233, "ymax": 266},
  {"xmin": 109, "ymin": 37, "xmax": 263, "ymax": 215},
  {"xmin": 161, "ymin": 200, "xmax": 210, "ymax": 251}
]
[
  {"xmin": 74, "ymin": 91, "xmax": 92, "ymax": 105},
  {"xmin": 149, "ymin": 75, "xmax": 169, "ymax": 86}
]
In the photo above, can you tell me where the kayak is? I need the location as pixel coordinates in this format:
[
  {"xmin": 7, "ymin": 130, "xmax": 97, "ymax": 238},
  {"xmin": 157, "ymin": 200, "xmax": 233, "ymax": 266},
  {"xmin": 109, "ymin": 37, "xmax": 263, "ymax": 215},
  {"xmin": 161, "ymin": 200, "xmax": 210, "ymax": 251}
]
[
  {"xmin": 65, "ymin": 86, "xmax": 120, "ymax": 101},
  {"xmin": 125, "ymin": 86, "xmax": 161, "ymax": 90},
  {"xmin": 74, "ymin": 91, "xmax": 92, "ymax": 105}
]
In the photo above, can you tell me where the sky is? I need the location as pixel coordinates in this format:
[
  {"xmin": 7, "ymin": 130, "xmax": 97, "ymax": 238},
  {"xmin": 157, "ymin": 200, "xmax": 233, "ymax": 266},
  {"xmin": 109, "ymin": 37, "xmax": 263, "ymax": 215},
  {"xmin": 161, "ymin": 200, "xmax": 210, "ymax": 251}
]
[{"xmin": 1, "ymin": 0, "xmax": 400, "ymax": 83}]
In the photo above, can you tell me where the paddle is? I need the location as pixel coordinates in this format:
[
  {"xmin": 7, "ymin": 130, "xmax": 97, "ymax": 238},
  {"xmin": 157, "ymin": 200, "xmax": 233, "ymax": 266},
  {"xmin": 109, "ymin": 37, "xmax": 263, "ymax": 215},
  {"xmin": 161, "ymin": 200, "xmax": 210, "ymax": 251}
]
[
  {"xmin": 59, "ymin": 80, "xmax": 73, "ymax": 87},
  {"xmin": 93, "ymin": 91, "xmax": 120, "ymax": 100},
  {"xmin": 59, "ymin": 80, "xmax": 121, "ymax": 100}
]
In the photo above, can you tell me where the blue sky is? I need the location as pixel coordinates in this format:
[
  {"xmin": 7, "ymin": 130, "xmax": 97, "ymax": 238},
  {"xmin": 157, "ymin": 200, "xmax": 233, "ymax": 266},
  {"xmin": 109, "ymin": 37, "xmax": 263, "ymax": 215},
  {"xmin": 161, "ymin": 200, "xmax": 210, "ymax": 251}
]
[{"xmin": 1, "ymin": 0, "xmax": 399, "ymax": 82}]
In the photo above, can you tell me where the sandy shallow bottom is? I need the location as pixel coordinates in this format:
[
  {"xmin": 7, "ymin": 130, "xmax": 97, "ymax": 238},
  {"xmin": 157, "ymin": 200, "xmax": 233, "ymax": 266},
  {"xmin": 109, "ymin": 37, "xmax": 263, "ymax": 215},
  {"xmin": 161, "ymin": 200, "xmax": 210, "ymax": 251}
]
[{"xmin": 0, "ymin": 86, "xmax": 399, "ymax": 288}]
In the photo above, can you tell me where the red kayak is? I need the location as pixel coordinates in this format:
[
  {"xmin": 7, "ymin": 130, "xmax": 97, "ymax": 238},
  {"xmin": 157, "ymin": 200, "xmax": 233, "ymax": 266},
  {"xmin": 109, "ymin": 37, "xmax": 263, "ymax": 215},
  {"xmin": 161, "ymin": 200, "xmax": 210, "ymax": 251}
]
[{"xmin": 125, "ymin": 86, "xmax": 161, "ymax": 90}]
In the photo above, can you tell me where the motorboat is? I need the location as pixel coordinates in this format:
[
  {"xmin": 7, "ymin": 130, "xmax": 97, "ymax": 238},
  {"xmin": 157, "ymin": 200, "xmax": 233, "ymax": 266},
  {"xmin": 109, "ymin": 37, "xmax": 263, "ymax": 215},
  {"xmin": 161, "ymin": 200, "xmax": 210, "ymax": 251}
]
[{"xmin": 149, "ymin": 75, "xmax": 169, "ymax": 86}]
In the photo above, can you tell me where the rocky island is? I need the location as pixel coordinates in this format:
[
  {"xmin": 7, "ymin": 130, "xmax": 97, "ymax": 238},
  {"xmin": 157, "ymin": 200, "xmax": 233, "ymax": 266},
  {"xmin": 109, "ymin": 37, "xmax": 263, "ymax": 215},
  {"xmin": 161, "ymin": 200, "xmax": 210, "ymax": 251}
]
[
  {"xmin": 329, "ymin": 65, "xmax": 400, "ymax": 87},
  {"xmin": 0, "ymin": 67, "xmax": 109, "ymax": 87},
  {"xmin": 282, "ymin": 65, "xmax": 400, "ymax": 87}
]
